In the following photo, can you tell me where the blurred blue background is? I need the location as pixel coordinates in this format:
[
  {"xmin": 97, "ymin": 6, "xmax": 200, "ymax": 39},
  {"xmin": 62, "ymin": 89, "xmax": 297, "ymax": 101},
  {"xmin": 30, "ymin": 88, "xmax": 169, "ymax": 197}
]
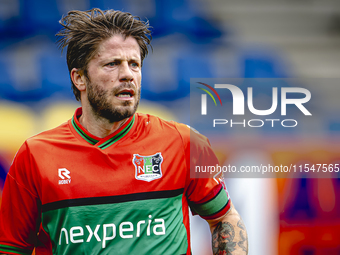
[{"xmin": 1, "ymin": 0, "xmax": 340, "ymax": 254}]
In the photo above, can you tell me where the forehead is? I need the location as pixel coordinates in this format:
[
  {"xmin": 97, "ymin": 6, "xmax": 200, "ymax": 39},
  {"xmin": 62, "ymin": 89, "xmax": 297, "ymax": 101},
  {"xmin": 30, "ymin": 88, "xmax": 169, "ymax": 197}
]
[{"xmin": 94, "ymin": 34, "xmax": 141, "ymax": 60}]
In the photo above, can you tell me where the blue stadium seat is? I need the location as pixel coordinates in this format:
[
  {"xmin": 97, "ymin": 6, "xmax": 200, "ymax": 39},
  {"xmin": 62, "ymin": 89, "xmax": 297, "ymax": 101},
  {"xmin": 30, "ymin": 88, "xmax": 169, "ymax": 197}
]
[
  {"xmin": 141, "ymin": 47, "xmax": 213, "ymax": 101},
  {"xmin": 0, "ymin": 18, "xmax": 4, "ymax": 36},
  {"xmin": 240, "ymin": 48, "xmax": 292, "ymax": 99},
  {"xmin": 39, "ymin": 51, "xmax": 74, "ymax": 99},
  {"xmin": 176, "ymin": 49, "xmax": 213, "ymax": 99},
  {"xmin": 89, "ymin": 0, "xmax": 129, "ymax": 12},
  {"xmin": 149, "ymin": 0, "xmax": 223, "ymax": 42},
  {"xmin": 1, "ymin": 50, "xmax": 71, "ymax": 102},
  {"xmin": 0, "ymin": 52, "xmax": 52, "ymax": 102},
  {"xmin": 0, "ymin": 56, "xmax": 13, "ymax": 100},
  {"xmin": 21, "ymin": 0, "xmax": 62, "ymax": 36},
  {"xmin": 242, "ymin": 47, "xmax": 290, "ymax": 79},
  {"xmin": 329, "ymin": 121, "xmax": 340, "ymax": 133},
  {"xmin": 0, "ymin": 1, "xmax": 33, "ymax": 39}
]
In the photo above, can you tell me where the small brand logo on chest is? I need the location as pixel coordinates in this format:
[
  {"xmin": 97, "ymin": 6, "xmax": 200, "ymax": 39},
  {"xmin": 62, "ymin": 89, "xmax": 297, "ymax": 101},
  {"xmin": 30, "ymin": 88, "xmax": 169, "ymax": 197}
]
[
  {"xmin": 58, "ymin": 168, "xmax": 71, "ymax": 185},
  {"xmin": 133, "ymin": 153, "xmax": 163, "ymax": 182}
]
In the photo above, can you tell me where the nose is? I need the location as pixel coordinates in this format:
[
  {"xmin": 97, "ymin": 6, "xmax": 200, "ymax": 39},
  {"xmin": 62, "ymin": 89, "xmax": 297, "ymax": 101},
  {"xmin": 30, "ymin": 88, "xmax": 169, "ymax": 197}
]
[{"xmin": 119, "ymin": 61, "xmax": 134, "ymax": 83}]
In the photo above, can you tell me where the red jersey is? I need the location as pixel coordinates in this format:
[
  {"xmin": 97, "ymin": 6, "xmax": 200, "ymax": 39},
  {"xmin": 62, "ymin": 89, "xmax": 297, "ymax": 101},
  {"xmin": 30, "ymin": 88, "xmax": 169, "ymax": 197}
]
[{"xmin": 0, "ymin": 108, "xmax": 230, "ymax": 255}]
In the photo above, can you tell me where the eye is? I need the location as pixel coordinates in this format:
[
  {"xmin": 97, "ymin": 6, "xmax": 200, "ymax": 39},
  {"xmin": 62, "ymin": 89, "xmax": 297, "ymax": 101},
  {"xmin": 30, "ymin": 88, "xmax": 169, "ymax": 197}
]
[
  {"xmin": 130, "ymin": 62, "xmax": 140, "ymax": 68},
  {"xmin": 107, "ymin": 61, "xmax": 119, "ymax": 67}
]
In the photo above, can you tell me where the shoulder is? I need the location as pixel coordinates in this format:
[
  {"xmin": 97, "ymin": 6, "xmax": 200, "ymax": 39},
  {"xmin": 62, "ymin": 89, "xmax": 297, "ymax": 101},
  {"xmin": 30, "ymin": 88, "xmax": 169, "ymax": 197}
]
[
  {"xmin": 11, "ymin": 121, "xmax": 72, "ymax": 175},
  {"xmin": 24, "ymin": 121, "xmax": 72, "ymax": 150},
  {"xmin": 135, "ymin": 113, "xmax": 210, "ymax": 148},
  {"xmin": 136, "ymin": 112, "xmax": 187, "ymax": 135},
  {"xmin": 9, "ymin": 120, "xmax": 74, "ymax": 176}
]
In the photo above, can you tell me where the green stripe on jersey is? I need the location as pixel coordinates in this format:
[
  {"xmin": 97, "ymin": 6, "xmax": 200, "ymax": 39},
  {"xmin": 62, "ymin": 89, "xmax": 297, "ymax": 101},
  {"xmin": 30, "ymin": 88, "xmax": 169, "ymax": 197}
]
[
  {"xmin": 0, "ymin": 244, "xmax": 32, "ymax": 255},
  {"xmin": 71, "ymin": 116, "xmax": 98, "ymax": 145},
  {"xmin": 72, "ymin": 115, "xmax": 135, "ymax": 149},
  {"xmin": 42, "ymin": 193, "xmax": 187, "ymax": 255},
  {"xmin": 99, "ymin": 115, "xmax": 135, "ymax": 149},
  {"xmin": 190, "ymin": 188, "xmax": 229, "ymax": 216}
]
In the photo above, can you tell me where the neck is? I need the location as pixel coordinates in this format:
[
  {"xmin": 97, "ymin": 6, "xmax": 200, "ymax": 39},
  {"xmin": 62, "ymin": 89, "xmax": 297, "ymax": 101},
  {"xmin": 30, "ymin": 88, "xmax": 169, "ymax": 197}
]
[{"xmin": 79, "ymin": 107, "xmax": 129, "ymax": 139}]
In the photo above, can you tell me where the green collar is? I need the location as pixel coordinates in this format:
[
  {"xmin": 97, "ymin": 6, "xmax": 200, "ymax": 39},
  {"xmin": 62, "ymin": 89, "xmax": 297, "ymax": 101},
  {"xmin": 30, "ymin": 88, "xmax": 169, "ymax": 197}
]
[{"xmin": 71, "ymin": 108, "xmax": 135, "ymax": 149}]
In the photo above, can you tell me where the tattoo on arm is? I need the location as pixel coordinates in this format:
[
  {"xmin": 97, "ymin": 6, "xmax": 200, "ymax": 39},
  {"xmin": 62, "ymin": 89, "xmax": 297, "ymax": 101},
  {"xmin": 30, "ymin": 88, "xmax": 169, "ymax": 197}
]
[
  {"xmin": 212, "ymin": 222, "xmax": 236, "ymax": 255},
  {"xmin": 237, "ymin": 219, "xmax": 248, "ymax": 252},
  {"xmin": 211, "ymin": 219, "xmax": 248, "ymax": 255}
]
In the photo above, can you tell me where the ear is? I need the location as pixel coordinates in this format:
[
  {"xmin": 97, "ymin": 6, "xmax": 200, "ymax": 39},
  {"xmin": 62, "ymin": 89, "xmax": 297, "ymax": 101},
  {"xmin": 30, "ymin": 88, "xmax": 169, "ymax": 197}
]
[{"xmin": 71, "ymin": 68, "xmax": 86, "ymax": 92}]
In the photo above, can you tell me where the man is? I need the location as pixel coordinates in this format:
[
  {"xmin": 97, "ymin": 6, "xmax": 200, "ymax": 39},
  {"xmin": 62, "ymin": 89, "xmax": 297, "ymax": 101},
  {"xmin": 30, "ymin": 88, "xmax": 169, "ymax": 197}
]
[{"xmin": 0, "ymin": 8, "xmax": 247, "ymax": 255}]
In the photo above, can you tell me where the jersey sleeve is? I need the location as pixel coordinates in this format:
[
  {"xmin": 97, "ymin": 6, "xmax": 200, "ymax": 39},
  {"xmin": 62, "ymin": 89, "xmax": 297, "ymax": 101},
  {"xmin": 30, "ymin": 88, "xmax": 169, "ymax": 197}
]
[
  {"xmin": 175, "ymin": 123, "xmax": 231, "ymax": 220},
  {"xmin": 0, "ymin": 142, "xmax": 40, "ymax": 255}
]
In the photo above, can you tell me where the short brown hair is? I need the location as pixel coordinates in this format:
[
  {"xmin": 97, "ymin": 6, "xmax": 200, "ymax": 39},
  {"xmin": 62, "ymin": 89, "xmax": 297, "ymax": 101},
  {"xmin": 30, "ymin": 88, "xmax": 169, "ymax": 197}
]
[{"xmin": 56, "ymin": 8, "xmax": 152, "ymax": 101}]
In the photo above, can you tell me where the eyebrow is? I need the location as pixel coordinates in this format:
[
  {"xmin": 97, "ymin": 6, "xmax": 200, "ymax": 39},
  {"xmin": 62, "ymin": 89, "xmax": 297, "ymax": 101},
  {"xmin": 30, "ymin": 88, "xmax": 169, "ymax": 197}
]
[{"xmin": 102, "ymin": 56, "xmax": 141, "ymax": 63}]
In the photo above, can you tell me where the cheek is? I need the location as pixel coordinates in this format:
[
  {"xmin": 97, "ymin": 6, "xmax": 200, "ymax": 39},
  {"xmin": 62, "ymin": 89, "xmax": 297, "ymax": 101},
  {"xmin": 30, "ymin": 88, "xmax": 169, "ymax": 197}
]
[
  {"xmin": 135, "ymin": 73, "xmax": 142, "ymax": 86},
  {"xmin": 89, "ymin": 69, "xmax": 114, "ymax": 84},
  {"xmin": 98, "ymin": 75, "xmax": 113, "ymax": 85}
]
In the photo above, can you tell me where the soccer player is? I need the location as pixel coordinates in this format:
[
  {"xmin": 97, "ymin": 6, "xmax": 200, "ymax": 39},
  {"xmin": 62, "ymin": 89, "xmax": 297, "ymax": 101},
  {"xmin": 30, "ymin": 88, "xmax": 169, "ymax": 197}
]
[{"xmin": 0, "ymin": 8, "xmax": 248, "ymax": 255}]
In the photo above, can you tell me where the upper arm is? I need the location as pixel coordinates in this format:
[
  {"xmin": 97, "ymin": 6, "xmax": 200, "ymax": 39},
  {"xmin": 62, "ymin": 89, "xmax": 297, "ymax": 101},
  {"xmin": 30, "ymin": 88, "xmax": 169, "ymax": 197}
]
[
  {"xmin": 176, "ymin": 123, "xmax": 232, "ymax": 220},
  {"xmin": 0, "ymin": 144, "xmax": 40, "ymax": 254},
  {"xmin": 206, "ymin": 200, "xmax": 239, "ymax": 229}
]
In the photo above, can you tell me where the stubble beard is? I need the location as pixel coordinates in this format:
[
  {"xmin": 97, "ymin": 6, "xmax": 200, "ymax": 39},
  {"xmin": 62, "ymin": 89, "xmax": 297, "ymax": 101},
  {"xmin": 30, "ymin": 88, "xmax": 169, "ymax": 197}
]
[{"xmin": 87, "ymin": 81, "xmax": 141, "ymax": 123}]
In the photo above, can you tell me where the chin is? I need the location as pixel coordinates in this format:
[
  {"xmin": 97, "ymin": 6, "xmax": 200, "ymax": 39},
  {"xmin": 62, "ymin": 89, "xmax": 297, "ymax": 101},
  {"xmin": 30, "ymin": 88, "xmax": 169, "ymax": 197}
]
[{"xmin": 105, "ymin": 106, "xmax": 138, "ymax": 123}]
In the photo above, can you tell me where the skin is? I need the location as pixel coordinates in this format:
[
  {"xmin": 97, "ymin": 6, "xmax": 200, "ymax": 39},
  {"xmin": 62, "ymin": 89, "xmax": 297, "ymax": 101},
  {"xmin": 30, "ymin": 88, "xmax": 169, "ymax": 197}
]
[
  {"xmin": 208, "ymin": 201, "xmax": 248, "ymax": 255},
  {"xmin": 71, "ymin": 34, "xmax": 142, "ymax": 138}
]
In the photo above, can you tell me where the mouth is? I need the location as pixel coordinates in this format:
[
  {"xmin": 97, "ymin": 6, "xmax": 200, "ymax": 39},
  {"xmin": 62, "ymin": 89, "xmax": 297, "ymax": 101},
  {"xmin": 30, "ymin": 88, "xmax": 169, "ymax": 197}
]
[{"xmin": 115, "ymin": 89, "xmax": 135, "ymax": 100}]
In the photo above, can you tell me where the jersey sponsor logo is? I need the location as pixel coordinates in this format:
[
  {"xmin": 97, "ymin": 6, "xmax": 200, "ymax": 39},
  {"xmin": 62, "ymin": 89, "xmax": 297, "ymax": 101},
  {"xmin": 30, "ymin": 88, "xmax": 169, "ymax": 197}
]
[
  {"xmin": 58, "ymin": 215, "xmax": 166, "ymax": 249},
  {"xmin": 58, "ymin": 168, "xmax": 71, "ymax": 185},
  {"xmin": 133, "ymin": 153, "xmax": 163, "ymax": 182}
]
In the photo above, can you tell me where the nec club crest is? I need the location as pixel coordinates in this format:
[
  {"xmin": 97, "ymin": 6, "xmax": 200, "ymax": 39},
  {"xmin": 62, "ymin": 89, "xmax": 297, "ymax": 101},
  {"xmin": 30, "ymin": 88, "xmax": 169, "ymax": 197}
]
[{"xmin": 133, "ymin": 153, "xmax": 163, "ymax": 182}]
